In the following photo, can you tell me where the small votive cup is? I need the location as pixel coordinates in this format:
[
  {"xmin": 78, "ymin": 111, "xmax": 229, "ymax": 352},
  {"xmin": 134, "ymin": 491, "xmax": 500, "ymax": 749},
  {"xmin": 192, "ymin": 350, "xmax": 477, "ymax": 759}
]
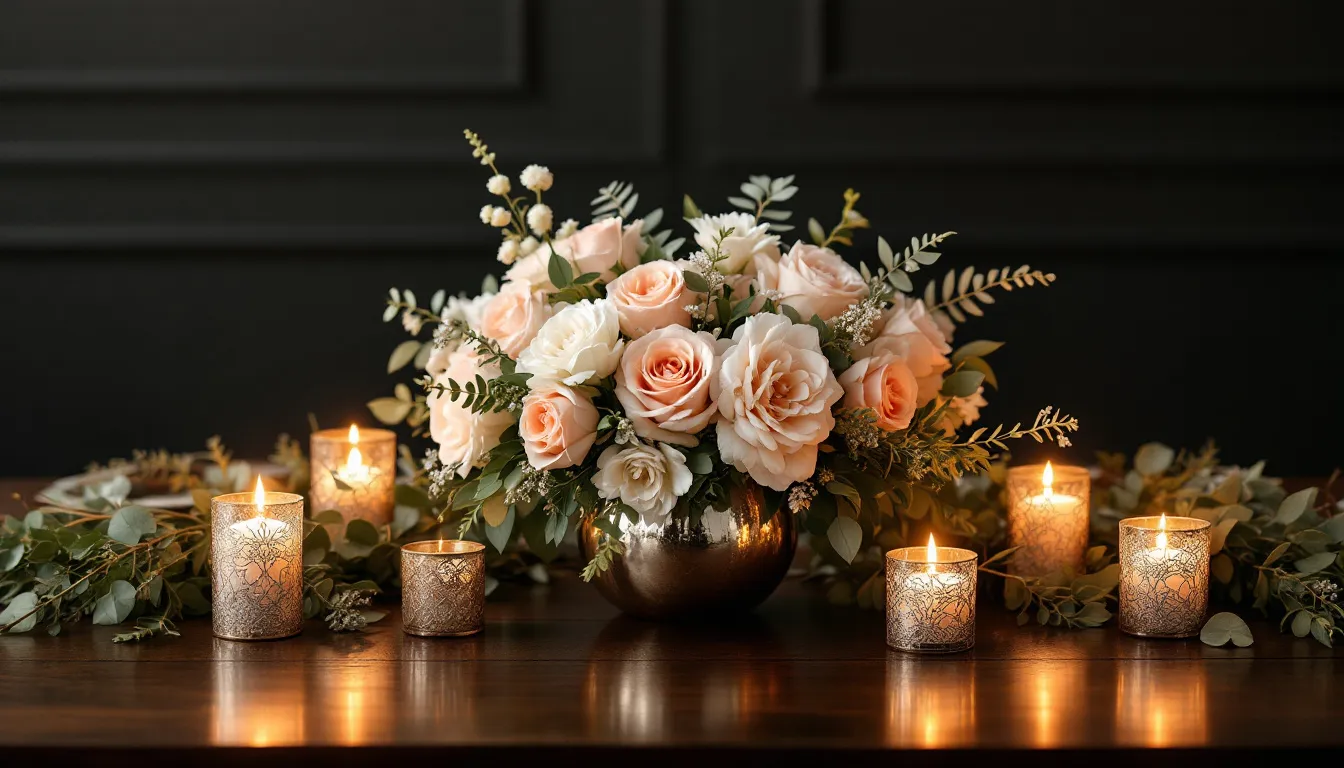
[
  {"xmin": 1006, "ymin": 463, "xmax": 1091, "ymax": 577},
  {"xmin": 1119, "ymin": 516, "xmax": 1211, "ymax": 638},
  {"xmin": 211, "ymin": 491, "xmax": 305, "ymax": 641},
  {"xmin": 401, "ymin": 540, "xmax": 486, "ymax": 637},
  {"xmin": 309, "ymin": 427, "xmax": 396, "ymax": 526},
  {"xmin": 886, "ymin": 547, "xmax": 978, "ymax": 653}
]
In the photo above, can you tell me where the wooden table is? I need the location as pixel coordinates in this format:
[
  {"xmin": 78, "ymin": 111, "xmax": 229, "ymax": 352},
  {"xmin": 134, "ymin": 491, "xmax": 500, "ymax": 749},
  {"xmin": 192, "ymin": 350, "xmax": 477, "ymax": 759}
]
[{"xmin": 2, "ymin": 479, "xmax": 1340, "ymax": 764}]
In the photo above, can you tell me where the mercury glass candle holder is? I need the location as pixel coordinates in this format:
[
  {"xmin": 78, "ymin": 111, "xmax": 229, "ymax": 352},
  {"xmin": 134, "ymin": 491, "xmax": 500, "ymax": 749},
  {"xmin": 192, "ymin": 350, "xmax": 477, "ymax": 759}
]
[
  {"xmin": 886, "ymin": 546, "xmax": 977, "ymax": 653},
  {"xmin": 1119, "ymin": 516, "xmax": 1211, "ymax": 638},
  {"xmin": 309, "ymin": 427, "xmax": 396, "ymax": 526},
  {"xmin": 211, "ymin": 491, "xmax": 305, "ymax": 641},
  {"xmin": 1006, "ymin": 463, "xmax": 1091, "ymax": 576},
  {"xmin": 401, "ymin": 540, "xmax": 486, "ymax": 637}
]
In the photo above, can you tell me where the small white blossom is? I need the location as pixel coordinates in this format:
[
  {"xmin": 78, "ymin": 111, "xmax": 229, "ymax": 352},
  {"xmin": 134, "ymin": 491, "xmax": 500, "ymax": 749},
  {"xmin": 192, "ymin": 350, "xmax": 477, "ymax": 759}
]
[
  {"xmin": 519, "ymin": 236, "xmax": 540, "ymax": 256},
  {"xmin": 520, "ymin": 164, "xmax": 554, "ymax": 192},
  {"xmin": 402, "ymin": 310, "xmax": 424, "ymax": 336},
  {"xmin": 556, "ymin": 218, "xmax": 579, "ymax": 239},
  {"xmin": 490, "ymin": 208, "xmax": 512, "ymax": 228},
  {"xmin": 480, "ymin": 205, "xmax": 494, "ymax": 224},
  {"xmin": 486, "ymin": 174, "xmax": 511, "ymax": 196},
  {"xmin": 497, "ymin": 238, "xmax": 520, "ymax": 265},
  {"xmin": 527, "ymin": 204, "xmax": 553, "ymax": 235}
]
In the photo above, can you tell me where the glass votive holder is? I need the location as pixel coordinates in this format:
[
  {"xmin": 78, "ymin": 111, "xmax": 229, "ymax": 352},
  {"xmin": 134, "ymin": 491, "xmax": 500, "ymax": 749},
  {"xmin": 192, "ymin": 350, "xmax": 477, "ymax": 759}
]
[
  {"xmin": 1006, "ymin": 463, "xmax": 1091, "ymax": 577},
  {"xmin": 211, "ymin": 490, "xmax": 305, "ymax": 641},
  {"xmin": 401, "ymin": 540, "xmax": 486, "ymax": 637},
  {"xmin": 1119, "ymin": 516, "xmax": 1211, "ymax": 638},
  {"xmin": 886, "ymin": 545, "xmax": 978, "ymax": 653},
  {"xmin": 309, "ymin": 426, "xmax": 396, "ymax": 526}
]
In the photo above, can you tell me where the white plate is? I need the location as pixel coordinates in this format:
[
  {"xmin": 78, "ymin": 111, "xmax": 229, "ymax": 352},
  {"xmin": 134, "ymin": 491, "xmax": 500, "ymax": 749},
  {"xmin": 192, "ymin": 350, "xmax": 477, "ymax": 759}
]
[{"xmin": 37, "ymin": 460, "xmax": 291, "ymax": 511}]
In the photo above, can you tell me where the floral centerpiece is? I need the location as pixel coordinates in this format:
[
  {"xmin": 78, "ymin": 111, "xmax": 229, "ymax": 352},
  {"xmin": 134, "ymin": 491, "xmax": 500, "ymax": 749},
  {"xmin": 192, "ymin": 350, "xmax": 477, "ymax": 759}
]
[{"xmin": 373, "ymin": 130, "xmax": 1077, "ymax": 587}]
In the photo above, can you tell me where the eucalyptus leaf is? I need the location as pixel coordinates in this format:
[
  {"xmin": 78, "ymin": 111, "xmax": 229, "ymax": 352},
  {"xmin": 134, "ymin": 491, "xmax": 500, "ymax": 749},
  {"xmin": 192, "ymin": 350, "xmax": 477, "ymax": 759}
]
[
  {"xmin": 1200, "ymin": 612, "xmax": 1253, "ymax": 647},
  {"xmin": 345, "ymin": 519, "xmax": 380, "ymax": 547},
  {"xmin": 1294, "ymin": 551, "xmax": 1336, "ymax": 574},
  {"xmin": 826, "ymin": 517, "xmax": 863, "ymax": 564},
  {"xmin": 0, "ymin": 544, "xmax": 23, "ymax": 572},
  {"xmin": 485, "ymin": 505, "xmax": 516, "ymax": 554},
  {"xmin": 0, "ymin": 591, "xmax": 39, "ymax": 633},
  {"xmin": 392, "ymin": 506, "xmax": 421, "ymax": 539},
  {"xmin": 367, "ymin": 397, "xmax": 412, "ymax": 425},
  {"xmin": 1134, "ymin": 443, "xmax": 1175, "ymax": 476},
  {"xmin": 108, "ymin": 506, "xmax": 157, "ymax": 545},
  {"xmin": 940, "ymin": 370, "xmax": 985, "ymax": 398},
  {"xmin": 950, "ymin": 340, "xmax": 1004, "ymax": 364},
  {"xmin": 303, "ymin": 525, "xmax": 331, "ymax": 567},
  {"xmin": 92, "ymin": 580, "xmax": 136, "ymax": 626},
  {"xmin": 1274, "ymin": 488, "xmax": 1317, "ymax": 526},
  {"xmin": 1291, "ymin": 610, "xmax": 1313, "ymax": 638}
]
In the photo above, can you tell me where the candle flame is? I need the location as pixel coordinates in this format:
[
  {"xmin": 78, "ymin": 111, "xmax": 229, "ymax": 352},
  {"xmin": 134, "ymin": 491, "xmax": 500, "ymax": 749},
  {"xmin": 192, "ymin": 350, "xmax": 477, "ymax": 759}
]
[
  {"xmin": 1156, "ymin": 513, "xmax": 1168, "ymax": 550},
  {"xmin": 254, "ymin": 476, "xmax": 266, "ymax": 516},
  {"xmin": 348, "ymin": 424, "xmax": 360, "ymax": 445},
  {"xmin": 346, "ymin": 445, "xmax": 364, "ymax": 473},
  {"xmin": 1042, "ymin": 461, "xmax": 1054, "ymax": 499},
  {"xmin": 926, "ymin": 533, "xmax": 937, "ymax": 574}
]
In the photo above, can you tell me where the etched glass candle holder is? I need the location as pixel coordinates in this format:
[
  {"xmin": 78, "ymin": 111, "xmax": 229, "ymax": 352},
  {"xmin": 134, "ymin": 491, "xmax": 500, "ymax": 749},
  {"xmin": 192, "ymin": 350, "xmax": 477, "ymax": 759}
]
[
  {"xmin": 401, "ymin": 540, "xmax": 486, "ymax": 637},
  {"xmin": 1119, "ymin": 515, "xmax": 1211, "ymax": 638},
  {"xmin": 886, "ymin": 541, "xmax": 977, "ymax": 653},
  {"xmin": 211, "ymin": 486, "xmax": 304, "ymax": 641},
  {"xmin": 309, "ymin": 425, "xmax": 396, "ymax": 526},
  {"xmin": 1006, "ymin": 462, "xmax": 1091, "ymax": 576}
]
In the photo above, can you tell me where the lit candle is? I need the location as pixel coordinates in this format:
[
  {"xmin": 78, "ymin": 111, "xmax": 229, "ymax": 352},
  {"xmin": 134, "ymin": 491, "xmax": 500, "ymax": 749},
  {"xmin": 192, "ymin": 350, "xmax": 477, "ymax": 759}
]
[
  {"xmin": 1118, "ymin": 513, "xmax": 1211, "ymax": 638},
  {"xmin": 211, "ymin": 477, "xmax": 305, "ymax": 640},
  {"xmin": 310, "ymin": 424, "xmax": 396, "ymax": 526},
  {"xmin": 1007, "ymin": 461, "xmax": 1090, "ymax": 576},
  {"xmin": 886, "ymin": 534, "xmax": 977, "ymax": 653}
]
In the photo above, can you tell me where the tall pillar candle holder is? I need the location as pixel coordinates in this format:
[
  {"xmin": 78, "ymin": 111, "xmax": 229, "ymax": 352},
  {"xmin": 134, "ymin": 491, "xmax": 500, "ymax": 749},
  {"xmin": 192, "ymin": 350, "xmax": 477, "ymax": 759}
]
[
  {"xmin": 886, "ymin": 537, "xmax": 977, "ymax": 653},
  {"xmin": 401, "ymin": 540, "xmax": 486, "ymax": 637},
  {"xmin": 310, "ymin": 425, "xmax": 396, "ymax": 526},
  {"xmin": 211, "ymin": 483, "xmax": 304, "ymax": 641},
  {"xmin": 1118, "ymin": 515, "xmax": 1211, "ymax": 638},
  {"xmin": 1006, "ymin": 462, "xmax": 1090, "ymax": 577}
]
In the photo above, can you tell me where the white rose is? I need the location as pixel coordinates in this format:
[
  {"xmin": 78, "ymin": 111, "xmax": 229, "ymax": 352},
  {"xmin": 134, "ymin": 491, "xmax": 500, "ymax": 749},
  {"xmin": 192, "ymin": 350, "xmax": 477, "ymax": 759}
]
[
  {"xmin": 754, "ymin": 241, "xmax": 868, "ymax": 321},
  {"xmin": 687, "ymin": 212, "xmax": 781, "ymax": 275},
  {"xmin": 712, "ymin": 313, "xmax": 843, "ymax": 491},
  {"xmin": 517, "ymin": 298, "xmax": 625, "ymax": 386},
  {"xmin": 593, "ymin": 442, "xmax": 692, "ymax": 523},
  {"xmin": 479, "ymin": 281, "xmax": 553, "ymax": 359},
  {"xmin": 428, "ymin": 349, "xmax": 514, "ymax": 478}
]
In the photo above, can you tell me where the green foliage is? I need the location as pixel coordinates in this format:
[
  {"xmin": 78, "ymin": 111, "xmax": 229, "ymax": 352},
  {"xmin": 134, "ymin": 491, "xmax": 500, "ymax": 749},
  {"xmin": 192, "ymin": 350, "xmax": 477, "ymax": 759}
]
[
  {"xmin": 592, "ymin": 180, "xmax": 684, "ymax": 256},
  {"xmin": 923, "ymin": 265, "xmax": 1056, "ymax": 324},
  {"xmin": 728, "ymin": 175, "xmax": 799, "ymax": 233},
  {"xmin": 1201, "ymin": 611, "xmax": 1254, "ymax": 647}
]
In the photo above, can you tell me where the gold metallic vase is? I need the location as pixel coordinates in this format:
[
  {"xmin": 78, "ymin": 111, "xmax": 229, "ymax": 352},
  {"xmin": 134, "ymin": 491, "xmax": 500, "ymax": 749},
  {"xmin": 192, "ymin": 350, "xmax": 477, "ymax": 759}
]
[
  {"xmin": 577, "ymin": 482, "xmax": 796, "ymax": 619},
  {"xmin": 400, "ymin": 540, "xmax": 486, "ymax": 637},
  {"xmin": 211, "ymin": 491, "xmax": 305, "ymax": 641}
]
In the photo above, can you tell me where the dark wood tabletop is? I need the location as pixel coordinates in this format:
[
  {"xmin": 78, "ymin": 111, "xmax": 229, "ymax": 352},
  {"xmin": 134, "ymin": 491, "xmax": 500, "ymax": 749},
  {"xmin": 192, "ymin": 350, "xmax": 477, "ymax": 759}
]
[{"xmin": 1, "ymin": 478, "xmax": 1340, "ymax": 765}]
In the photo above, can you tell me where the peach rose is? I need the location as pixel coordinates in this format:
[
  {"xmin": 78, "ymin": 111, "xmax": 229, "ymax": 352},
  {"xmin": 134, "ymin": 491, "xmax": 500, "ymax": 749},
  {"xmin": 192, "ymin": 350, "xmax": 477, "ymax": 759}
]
[
  {"xmin": 712, "ymin": 313, "xmax": 843, "ymax": 490},
  {"xmin": 615, "ymin": 326, "xmax": 719, "ymax": 447},
  {"xmin": 605, "ymin": 260, "xmax": 694, "ymax": 338},
  {"xmin": 519, "ymin": 381, "xmax": 599, "ymax": 470},
  {"xmin": 856, "ymin": 297, "xmax": 952, "ymax": 406},
  {"xmin": 479, "ymin": 281, "xmax": 553, "ymax": 358},
  {"xmin": 755, "ymin": 241, "xmax": 868, "ymax": 322},
  {"xmin": 838, "ymin": 351, "xmax": 919, "ymax": 431},
  {"xmin": 564, "ymin": 217, "xmax": 646, "ymax": 279}
]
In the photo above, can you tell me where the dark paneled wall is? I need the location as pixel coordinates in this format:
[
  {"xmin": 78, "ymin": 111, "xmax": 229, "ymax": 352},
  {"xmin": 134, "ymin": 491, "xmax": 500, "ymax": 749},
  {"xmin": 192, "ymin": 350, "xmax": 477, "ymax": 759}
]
[{"xmin": 1, "ymin": 0, "xmax": 1341, "ymax": 476}]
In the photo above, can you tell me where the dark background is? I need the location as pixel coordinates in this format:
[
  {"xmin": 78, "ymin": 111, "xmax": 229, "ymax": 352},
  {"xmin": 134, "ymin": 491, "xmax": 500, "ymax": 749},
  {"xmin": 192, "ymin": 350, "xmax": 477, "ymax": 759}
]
[{"xmin": 1, "ymin": 0, "xmax": 1340, "ymax": 477}]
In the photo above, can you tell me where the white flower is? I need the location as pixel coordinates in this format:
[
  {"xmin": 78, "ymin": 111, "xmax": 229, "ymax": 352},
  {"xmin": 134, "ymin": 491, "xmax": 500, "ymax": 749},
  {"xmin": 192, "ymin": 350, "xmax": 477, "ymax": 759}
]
[
  {"xmin": 486, "ymin": 174, "xmax": 511, "ymax": 196},
  {"xmin": 556, "ymin": 218, "xmax": 579, "ymax": 239},
  {"xmin": 519, "ymin": 236, "xmax": 540, "ymax": 256},
  {"xmin": 489, "ymin": 208, "xmax": 512, "ymax": 228},
  {"xmin": 687, "ymin": 212, "xmax": 781, "ymax": 275},
  {"xmin": 480, "ymin": 205, "xmax": 494, "ymax": 224},
  {"xmin": 428, "ymin": 349, "xmax": 514, "ymax": 478},
  {"xmin": 401, "ymin": 310, "xmax": 424, "ymax": 336},
  {"xmin": 593, "ymin": 442, "xmax": 692, "ymax": 523},
  {"xmin": 527, "ymin": 204, "xmax": 553, "ymax": 236},
  {"xmin": 497, "ymin": 238, "xmax": 520, "ymax": 265},
  {"xmin": 712, "ymin": 313, "xmax": 843, "ymax": 491},
  {"xmin": 517, "ymin": 298, "xmax": 625, "ymax": 386},
  {"xmin": 520, "ymin": 164, "xmax": 554, "ymax": 192}
]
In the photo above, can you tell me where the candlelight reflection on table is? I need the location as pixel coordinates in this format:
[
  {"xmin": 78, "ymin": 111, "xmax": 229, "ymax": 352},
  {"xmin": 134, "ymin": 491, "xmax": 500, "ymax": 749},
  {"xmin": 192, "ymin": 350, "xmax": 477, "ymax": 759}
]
[
  {"xmin": 1116, "ymin": 661, "xmax": 1209, "ymax": 747},
  {"xmin": 210, "ymin": 641, "xmax": 307, "ymax": 746},
  {"xmin": 885, "ymin": 655, "xmax": 977, "ymax": 748}
]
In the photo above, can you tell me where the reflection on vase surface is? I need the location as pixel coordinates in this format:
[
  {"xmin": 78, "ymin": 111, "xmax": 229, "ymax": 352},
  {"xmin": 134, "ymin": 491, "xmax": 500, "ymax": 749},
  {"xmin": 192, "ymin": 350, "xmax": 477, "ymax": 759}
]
[
  {"xmin": 578, "ymin": 482, "xmax": 796, "ymax": 618},
  {"xmin": 211, "ymin": 641, "xmax": 306, "ymax": 746},
  {"xmin": 583, "ymin": 617, "xmax": 785, "ymax": 741},
  {"xmin": 885, "ymin": 656, "xmax": 976, "ymax": 748},
  {"xmin": 1115, "ymin": 662, "xmax": 1208, "ymax": 747}
]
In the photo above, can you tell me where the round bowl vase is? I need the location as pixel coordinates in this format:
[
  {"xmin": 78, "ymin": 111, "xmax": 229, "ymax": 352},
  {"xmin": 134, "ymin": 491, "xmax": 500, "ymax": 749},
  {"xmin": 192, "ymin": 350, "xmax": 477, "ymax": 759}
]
[{"xmin": 578, "ymin": 482, "xmax": 796, "ymax": 619}]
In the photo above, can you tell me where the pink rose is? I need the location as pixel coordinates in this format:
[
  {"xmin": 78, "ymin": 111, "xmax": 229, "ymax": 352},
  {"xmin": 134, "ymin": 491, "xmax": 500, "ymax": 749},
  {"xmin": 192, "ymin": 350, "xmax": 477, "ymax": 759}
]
[
  {"xmin": 755, "ymin": 241, "xmax": 868, "ymax": 321},
  {"xmin": 480, "ymin": 281, "xmax": 553, "ymax": 358},
  {"xmin": 519, "ymin": 381, "xmax": 599, "ymax": 470},
  {"xmin": 838, "ymin": 351, "xmax": 919, "ymax": 431},
  {"xmin": 614, "ymin": 325, "xmax": 719, "ymax": 447},
  {"xmin": 856, "ymin": 296, "xmax": 952, "ymax": 405},
  {"xmin": 564, "ymin": 217, "xmax": 646, "ymax": 279},
  {"xmin": 428, "ymin": 349, "xmax": 513, "ymax": 478},
  {"xmin": 605, "ymin": 260, "xmax": 694, "ymax": 338}
]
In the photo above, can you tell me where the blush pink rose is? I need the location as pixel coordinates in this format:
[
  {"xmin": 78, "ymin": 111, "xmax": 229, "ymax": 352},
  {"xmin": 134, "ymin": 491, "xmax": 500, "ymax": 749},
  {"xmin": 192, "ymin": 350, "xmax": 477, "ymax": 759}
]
[
  {"xmin": 755, "ymin": 241, "xmax": 868, "ymax": 321},
  {"xmin": 605, "ymin": 260, "xmax": 694, "ymax": 338},
  {"xmin": 837, "ymin": 351, "xmax": 919, "ymax": 431},
  {"xmin": 479, "ymin": 281, "xmax": 553, "ymax": 358},
  {"xmin": 519, "ymin": 381, "xmax": 599, "ymax": 470},
  {"xmin": 564, "ymin": 217, "xmax": 646, "ymax": 279},
  {"xmin": 614, "ymin": 325, "xmax": 719, "ymax": 447}
]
